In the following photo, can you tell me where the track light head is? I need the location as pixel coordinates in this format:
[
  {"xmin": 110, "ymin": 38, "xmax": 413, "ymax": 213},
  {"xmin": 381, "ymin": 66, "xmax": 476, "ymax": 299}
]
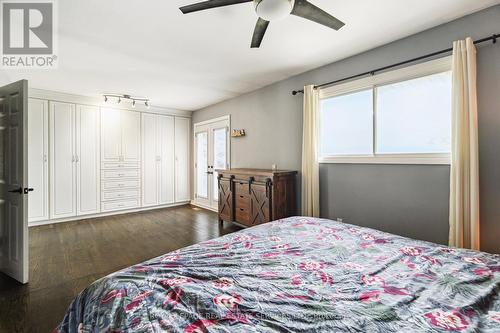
[
  {"xmin": 132, "ymin": 100, "xmax": 136, "ymax": 108},
  {"xmin": 104, "ymin": 96, "xmax": 108, "ymax": 103},
  {"xmin": 145, "ymin": 101, "xmax": 150, "ymax": 109},
  {"xmin": 117, "ymin": 97, "xmax": 121, "ymax": 104}
]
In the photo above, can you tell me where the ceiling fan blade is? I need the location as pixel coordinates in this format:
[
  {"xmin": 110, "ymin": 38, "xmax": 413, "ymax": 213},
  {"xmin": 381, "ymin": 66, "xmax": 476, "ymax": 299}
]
[
  {"xmin": 291, "ymin": 0, "xmax": 345, "ymax": 30},
  {"xmin": 251, "ymin": 18, "xmax": 270, "ymax": 48},
  {"xmin": 180, "ymin": 0, "xmax": 253, "ymax": 14}
]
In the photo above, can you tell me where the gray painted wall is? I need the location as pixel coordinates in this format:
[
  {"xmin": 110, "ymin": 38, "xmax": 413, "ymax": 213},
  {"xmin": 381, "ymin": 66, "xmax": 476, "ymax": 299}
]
[{"xmin": 192, "ymin": 5, "xmax": 500, "ymax": 253}]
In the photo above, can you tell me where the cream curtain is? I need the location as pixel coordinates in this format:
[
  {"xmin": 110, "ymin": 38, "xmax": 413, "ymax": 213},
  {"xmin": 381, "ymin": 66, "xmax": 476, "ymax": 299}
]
[
  {"xmin": 301, "ymin": 85, "xmax": 320, "ymax": 217},
  {"xmin": 449, "ymin": 37, "xmax": 480, "ymax": 250}
]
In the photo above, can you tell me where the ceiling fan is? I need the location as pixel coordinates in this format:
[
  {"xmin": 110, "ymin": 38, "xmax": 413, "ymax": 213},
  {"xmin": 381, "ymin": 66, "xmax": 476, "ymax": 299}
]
[{"xmin": 179, "ymin": 0, "xmax": 345, "ymax": 48}]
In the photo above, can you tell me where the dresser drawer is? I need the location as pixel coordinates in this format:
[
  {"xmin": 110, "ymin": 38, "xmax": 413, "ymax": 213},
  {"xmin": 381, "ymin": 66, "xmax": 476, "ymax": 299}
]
[
  {"xmin": 102, "ymin": 162, "xmax": 140, "ymax": 169},
  {"xmin": 102, "ymin": 180, "xmax": 140, "ymax": 190},
  {"xmin": 234, "ymin": 182, "xmax": 250, "ymax": 197},
  {"xmin": 102, "ymin": 199, "xmax": 139, "ymax": 212},
  {"xmin": 102, "ymin": 189, "xmax": 140, "ymax": 202},
  {"xmin": 235, "ymin": 194, "xmax": 249, "ymax": 210},
  {"xmin": 102, "ymin": 169, "xmax": 140, "ymax": 179},
  {"xmin": 235, "ymin": 206, "xmax": 251, "ymax": 226}
]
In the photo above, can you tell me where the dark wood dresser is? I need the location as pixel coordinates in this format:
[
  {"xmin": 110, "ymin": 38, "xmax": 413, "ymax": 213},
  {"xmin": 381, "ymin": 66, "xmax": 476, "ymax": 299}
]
[{"xmin": 216, "ymin": 168, "xmax": 297, "ymax": 227}]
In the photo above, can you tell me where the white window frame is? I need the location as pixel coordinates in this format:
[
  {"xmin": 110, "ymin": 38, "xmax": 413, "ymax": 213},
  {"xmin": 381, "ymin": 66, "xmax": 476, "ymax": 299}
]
[{"xmin": 318, "ymin": 56, "xmax": 452, "ymax": 165}]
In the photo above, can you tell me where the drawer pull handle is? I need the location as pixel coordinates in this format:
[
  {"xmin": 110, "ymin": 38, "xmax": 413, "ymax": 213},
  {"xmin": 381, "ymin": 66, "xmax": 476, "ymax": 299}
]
[
  {"xmin": 240, "ymin": 195, "xmax": 244, "ymax": 198},
  {"xmin": 240, "ymin": 208, "xmax": 244, "ymax": 211}
]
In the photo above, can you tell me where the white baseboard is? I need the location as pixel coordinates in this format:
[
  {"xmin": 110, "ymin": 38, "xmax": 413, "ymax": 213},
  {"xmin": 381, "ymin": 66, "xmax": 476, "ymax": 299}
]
[
  {"xmin": 28, "ymin": 201, "xmax": 191, "ymax": 227},
  {"xmin": 190, "ymin": 200, "xmax": 218, "ymax": 213}
]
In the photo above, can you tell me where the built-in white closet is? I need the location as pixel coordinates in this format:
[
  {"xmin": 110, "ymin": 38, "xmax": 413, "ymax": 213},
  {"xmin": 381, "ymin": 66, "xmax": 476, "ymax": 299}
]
[
  {"xmin": 175, "ymin": 117, "xmax": 190, "ymax": 202},
  {"xmin": 142, "ymin": 113, "xmax": 175, "ymax": 207},
  {"xmin": 49, "ymin": 101, "xmax": 101, "ymax": 219},
  {"xmin": 27, "ymin": 91, "xmax": 191, "ymax": 226},
  {"xmin": 28, "ymin": 99, "xmax": 49, "ymax": 222},
  {"xmin": 49, "ymin": 101, "xmax": 77, "ymax": 219},
  {"xmin": 101, "ymin": 108, "xmax": 141, "ymax": 212},
  {"xmin": 76, "ymin": 105, "xmax": 100, "ymax": 215}
]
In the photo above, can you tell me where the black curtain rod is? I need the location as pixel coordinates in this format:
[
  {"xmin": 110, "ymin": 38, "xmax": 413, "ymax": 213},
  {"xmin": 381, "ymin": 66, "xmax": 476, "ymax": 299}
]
[{"xmin": 292, "ymin": 33, "xmax": 499, "ymax": 95}]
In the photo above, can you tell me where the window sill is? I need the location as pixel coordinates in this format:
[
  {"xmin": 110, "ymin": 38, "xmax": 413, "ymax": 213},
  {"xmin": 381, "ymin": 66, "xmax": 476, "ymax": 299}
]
[{"xmin": 318, "ymin": 153, "xmax": 451, "ymax": 165}]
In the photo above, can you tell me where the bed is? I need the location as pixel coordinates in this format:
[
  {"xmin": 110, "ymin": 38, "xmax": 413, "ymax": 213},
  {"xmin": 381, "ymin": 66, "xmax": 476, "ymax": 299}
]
[{"xmin": 56, "ymin": 217, "xmax": 500, "ymax": 332}]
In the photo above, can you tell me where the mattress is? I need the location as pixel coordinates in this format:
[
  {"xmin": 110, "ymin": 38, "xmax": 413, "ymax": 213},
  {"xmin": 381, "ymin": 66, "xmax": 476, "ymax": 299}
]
[{"xmin": 56, "ymin": 217, "xmax": 500, "ymax": 332}]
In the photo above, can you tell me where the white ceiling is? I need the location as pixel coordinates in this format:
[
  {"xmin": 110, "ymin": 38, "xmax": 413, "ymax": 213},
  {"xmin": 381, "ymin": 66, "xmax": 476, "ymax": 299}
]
[{"xmin": 1, "ymin": 0, "xmax": 499, "ymax": 111}]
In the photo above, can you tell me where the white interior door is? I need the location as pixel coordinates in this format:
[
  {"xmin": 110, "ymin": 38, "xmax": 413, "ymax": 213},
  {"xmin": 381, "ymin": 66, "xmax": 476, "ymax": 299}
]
[
  {"xmin": 50, "ymin": 101, "xmax": 76, "ymax": 219},
  {"xmin": 76, "ymin": 105, "xmax": 100, "ymax": 215},
  {"xmin": 158, "ymin": 115, "xmax": 175, "ymax": 205},
  {"xmin": 210, "ymin": 122, "xmax": 230, "ymax": 210},
  {"xmin": 28, "ymin": 98, "xmax": 48, "ymax": 223},
  {"xmin": 193, "ymin": 117, "xmax": 230, "ymax": 210},
  {"xmin": 142, "ymin": 113, "xmax": 158, "ymax": 207},
  {"xmin": 0, "ymin": 80, "xmax": 29, "ymax": 284},
  {"xmin": 194, "ymin": 124, "xmax": 210, "ymax": 207}
]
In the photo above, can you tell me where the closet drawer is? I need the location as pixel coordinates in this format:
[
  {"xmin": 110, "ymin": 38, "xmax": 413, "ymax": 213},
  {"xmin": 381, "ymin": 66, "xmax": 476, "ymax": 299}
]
[
  {"xmin": 102, "ymin": 199, "xmax": 140, "ymax": 212},
  {"xmin": 102, "ymin": 162, "xmax": 140, "ymax": 169},
  {"xmin": 102, "ymin": 189, "xmax": 140, "ymax": 201},
  {"xmin": 102, "ymin": 179, "xmax": 140, "ymax": 190},
  {"xmin": 102, "ymin": 169, "xmax": 140, "ymax": 179}
]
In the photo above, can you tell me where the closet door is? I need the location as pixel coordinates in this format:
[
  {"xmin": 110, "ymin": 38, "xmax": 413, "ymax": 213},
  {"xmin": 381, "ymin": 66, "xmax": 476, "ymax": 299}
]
[
  {"xmin": 76, "ymin": 105, "xmax": 100, "ymax": 215},
  {"xmin": 50, "ymin": 101, "xmax": 76, "ymax": 219},
  {"xmin": 158, "ymin": 115, "xmax": 175, "ymax": 205},
  {"xmin": 121, "ymin": 110, "xmax": 140, "ymax": 163},
  {"xmin": 101, "ymin": 108, "xmax": 121, "ymax": 162},
  {"xmin": 142, "ymin": 113, "xmax": 158, "ymax": 207},
  {"xmin": 27, "ymin": 98, "xmax": 49, "ymax": 223},
  {"xmin": 174, "ymin": 117, "xmax": 190, "ymax": 202}
]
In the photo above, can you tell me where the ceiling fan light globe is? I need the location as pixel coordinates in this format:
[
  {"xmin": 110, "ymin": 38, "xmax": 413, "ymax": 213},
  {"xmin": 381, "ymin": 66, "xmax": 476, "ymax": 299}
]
[{"xmin": 254, "ymin": 0, "xmax": 294, "ymax": 21}]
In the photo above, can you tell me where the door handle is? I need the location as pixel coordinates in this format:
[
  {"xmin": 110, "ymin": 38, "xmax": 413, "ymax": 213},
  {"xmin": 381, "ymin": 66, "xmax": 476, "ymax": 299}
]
[{"xmin": 7, "ymin": 187, "xmax": 33, "ymax": 194}]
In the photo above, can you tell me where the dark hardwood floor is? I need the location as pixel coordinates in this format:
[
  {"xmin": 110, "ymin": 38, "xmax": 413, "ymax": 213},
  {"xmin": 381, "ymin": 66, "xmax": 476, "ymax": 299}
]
[{"xmin": 0, "ymin": 205, "xmax": 241, "ymax": 333}]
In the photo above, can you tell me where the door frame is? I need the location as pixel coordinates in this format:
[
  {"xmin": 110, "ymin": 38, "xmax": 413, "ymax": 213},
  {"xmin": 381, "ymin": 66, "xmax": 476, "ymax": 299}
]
[{"xmin": 192, "ymin": 115, "xmax": 231, "ymax": 211}]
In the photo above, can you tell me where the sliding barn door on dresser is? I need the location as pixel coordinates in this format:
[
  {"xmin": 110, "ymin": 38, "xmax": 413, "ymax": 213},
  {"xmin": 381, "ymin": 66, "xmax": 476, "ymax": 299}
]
[
  {"xmin": 101, "ymin": 108, "xmax": 141, "ymax": 212},
  {"xmin": 174, "ymin": 117, "xmax": 190, "ymax": 202},
  {"xmin": 76, "ymin": 105, "xmax": 100, "ymax": 215},
  {"xmin": 28, "ymin": 98, "xmax": 49, "ymax": 223},
  {"xmin": 142, "ymin": 113, "xmax": 175, "ymax": 207},
  {"xmin": 49, "ymin": 101, "xmax": 76, "ymax": 219}
]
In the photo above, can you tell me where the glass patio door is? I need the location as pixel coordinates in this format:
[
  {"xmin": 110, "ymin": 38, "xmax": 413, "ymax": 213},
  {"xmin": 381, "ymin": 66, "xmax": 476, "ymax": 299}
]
[{"xmin": 194, "ymin": 117, "xmax": 230, "ymax": 210}]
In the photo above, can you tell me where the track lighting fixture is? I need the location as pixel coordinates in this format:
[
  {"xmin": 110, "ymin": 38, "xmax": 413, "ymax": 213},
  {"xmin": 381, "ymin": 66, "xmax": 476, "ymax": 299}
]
[{"xmin": 102, "ymin": 93, "xmax": 150, "ymax": 109}]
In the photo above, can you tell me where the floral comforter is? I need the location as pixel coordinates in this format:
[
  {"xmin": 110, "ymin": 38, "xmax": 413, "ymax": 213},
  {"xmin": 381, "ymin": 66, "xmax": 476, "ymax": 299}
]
[{"xmin": 56, "ymin": 217, "xmax": 500, "ymax": 332}]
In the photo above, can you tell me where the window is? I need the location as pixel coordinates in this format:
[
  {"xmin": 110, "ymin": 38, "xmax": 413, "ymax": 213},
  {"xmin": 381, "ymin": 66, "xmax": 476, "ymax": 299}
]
[{"xmin": 319, "ymin": 57, "xmax": 452, "ymax": 164}]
